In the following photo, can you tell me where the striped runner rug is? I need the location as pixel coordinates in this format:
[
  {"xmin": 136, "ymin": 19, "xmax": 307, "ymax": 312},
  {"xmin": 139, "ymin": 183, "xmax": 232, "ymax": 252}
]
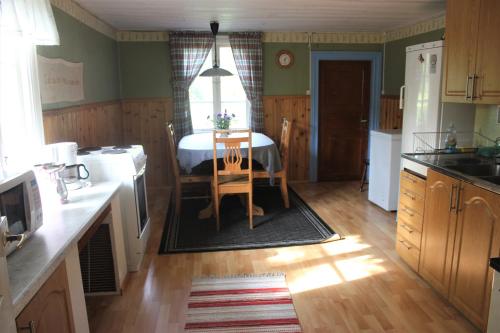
[{"xmin": 185, "ymin": 273, "xmax": 302, "ymax": 332}]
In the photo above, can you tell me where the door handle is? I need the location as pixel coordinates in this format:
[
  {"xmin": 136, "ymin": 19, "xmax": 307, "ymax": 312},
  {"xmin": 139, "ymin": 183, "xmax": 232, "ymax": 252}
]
[
  {"xmin": 399, "ymin": 85, "xmax": 406, "ymax": 109},
  {"xmin": 18, "ymin": 320, "xmax": 36, "ymax": 332},
  {"xmin": 465, "ymin": 74, "xmax": 472, "ymax": 100},
  {"xmin": 360, "ymin": 119, "xmax": 368, "ymax": 123},
  {"xmin": 449, "ymin": 184, "xmax": 457, "ymax": 212},
  {"xmin": 456, "ymin": 185, "xmax": 463, "ymax": 213},
  {"xmin": 401, "ymin": 223, "xmax": 414, "ymax": 233}
]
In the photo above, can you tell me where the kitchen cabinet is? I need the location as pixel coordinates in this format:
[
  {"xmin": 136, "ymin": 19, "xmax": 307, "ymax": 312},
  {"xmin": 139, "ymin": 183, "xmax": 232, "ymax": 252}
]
[
  {"xmin": 449, "ymin": 182, "xmax": 500, "ymax": 330},
  {"xmin": 397, "ymin": 166, "xmax": 500, "ymax": 331},
  {"xmin": 396, "ymin": 171, "xmax": 426, "ymax": 272},
  {"xmin": 419, "ymin": 169, "xmax": 461, "ymax": 297},
  {"xmin": 16, "ymin": 262, "xmax": 75, "ymax": 333},
  {"xmin": 443, "ymin": 0, "xmax": 500, "ymax": 104}
]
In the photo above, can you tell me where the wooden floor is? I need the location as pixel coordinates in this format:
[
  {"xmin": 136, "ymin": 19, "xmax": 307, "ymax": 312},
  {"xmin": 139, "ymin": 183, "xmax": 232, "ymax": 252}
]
[{"xmin": 86, "ymin": 182, "xmax": 479, "ymax": 333}]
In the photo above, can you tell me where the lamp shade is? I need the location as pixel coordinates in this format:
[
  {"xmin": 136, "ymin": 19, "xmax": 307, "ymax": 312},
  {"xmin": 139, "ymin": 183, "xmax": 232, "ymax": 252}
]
[{"xmin": 200, "ymin": 65, "xmax": 233, "ymax": 77}]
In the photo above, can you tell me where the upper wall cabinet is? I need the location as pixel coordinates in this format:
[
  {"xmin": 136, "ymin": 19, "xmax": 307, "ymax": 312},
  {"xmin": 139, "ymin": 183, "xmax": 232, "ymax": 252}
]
[{"xmin": 443, "ymin": 0, "xmax": 500, "ymax": 104}]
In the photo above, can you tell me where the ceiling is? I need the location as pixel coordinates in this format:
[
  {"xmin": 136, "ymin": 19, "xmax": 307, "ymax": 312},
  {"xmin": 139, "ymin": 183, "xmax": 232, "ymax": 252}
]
[{"xmin": 75, "ymin": 0, "xmax": 446, "ymax": 33}]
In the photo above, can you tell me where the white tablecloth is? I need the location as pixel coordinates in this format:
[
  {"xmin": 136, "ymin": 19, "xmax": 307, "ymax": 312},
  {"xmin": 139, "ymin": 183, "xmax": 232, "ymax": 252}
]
[{"xmin": 177, "ymin": 132, "xmax": 282, "ymax": 177}]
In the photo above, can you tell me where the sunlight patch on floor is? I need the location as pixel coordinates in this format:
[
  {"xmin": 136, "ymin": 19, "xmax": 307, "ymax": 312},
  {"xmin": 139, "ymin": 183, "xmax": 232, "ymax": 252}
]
[
  {"xmin": 287, "ymin": 264, "xmax": 343, "ymax": 293},
  {"xmin": 334, "ymin": 254, "xmax": 386, "ymax": 282},
  {"xmin": 321, "ymin": 235, "xmax": 371, "ymax": 256},
  {"xmin": 266, "ymin": 248, "xmax": 305, "ymax": 264}
]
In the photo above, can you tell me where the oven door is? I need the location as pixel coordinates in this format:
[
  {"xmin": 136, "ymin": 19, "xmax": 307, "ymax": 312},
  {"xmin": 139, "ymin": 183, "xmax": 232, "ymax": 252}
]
[{"xmin": 133, "ymin": 165, "xmax": 149, "ymax": 238}]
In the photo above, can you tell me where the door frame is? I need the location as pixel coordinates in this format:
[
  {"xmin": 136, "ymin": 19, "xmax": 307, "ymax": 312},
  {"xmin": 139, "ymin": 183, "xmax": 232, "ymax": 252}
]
[{"xmin": 310, "ymin": 51, "xmax": 382, "ymax": 181}]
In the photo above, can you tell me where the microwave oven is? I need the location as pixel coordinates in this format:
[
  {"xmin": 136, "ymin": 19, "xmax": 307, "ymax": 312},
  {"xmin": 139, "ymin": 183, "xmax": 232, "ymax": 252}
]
[{"xmin": 0, "ymin": 170, "xmax": 43, "ymax": 256}]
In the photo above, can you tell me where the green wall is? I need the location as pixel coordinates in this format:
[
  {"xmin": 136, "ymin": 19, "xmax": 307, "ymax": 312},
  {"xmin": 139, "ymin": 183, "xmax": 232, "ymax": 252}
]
[
  {"xmin": 383, "ymin": 29, "xmax": 445, "ymax": 95},
  {"xmin": 37, "ymin": 7, "xmax": 120, "ymax": 110},
  {"xmin": 474, "ymin": 104, "xmax": 500, "ymax": 140},
  {"xmin": 118, "ymin": 42, "xmax": 173, "ymax": 98},
  {"xmin": 39, "ymin": 8, "xmax": 444, "ymax": 105},
  {"xmin": 263, "ymin": 43, "xmax": 382, "ymax": 96}
]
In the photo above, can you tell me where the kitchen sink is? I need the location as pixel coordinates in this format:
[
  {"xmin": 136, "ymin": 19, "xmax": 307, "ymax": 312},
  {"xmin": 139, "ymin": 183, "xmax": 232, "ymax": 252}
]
[
  {"xmin": 478, "ymin": 176, "xmax": 500, "ymax": 186},
  {"xmin": 446, "ymin": 164, "xmax": 500, "ymax": 177}
]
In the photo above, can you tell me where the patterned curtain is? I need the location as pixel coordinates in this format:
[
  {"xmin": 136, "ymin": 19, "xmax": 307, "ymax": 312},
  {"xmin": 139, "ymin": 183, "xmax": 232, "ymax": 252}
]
[
  {"xmin": 229, "ymin": 32, "xmax": 264, "ymax": 132},
  {"xmin": 169, "ymin": 32, "xmax": 213, "ymax": 139}
]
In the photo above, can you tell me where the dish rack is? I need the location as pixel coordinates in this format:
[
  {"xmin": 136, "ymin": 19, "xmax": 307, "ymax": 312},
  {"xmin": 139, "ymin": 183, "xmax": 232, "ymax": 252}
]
[{"xmin": 412, "ymin": 131, "xmax": 495, "ymax": 153}]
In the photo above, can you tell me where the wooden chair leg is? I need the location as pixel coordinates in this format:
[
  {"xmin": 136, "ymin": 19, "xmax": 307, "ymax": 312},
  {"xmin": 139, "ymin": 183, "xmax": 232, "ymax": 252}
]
[
  {"xmin": 214, "ymin": 193, "xmax": 221, "ymax": 231},
  {"xmin": 280, "ymin": 176, "xmax": 290, "ymax": 208},
  {"xmin": 175, "ymin": 182, "xmax": 182, "ymax": 216},
  {"xmin": 248, "ymin": 192, "xmax": 253, "ymax": 229}
]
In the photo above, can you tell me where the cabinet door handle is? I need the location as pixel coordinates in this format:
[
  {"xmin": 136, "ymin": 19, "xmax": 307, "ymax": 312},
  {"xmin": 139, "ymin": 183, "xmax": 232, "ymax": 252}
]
[
  {"xmin": 399, "ymin": 239, "xmax": 412, "ymax": 250},
  {"xmin": 402, "ymin": 206, "xmax": 414, "ymax": 217},
  {"xmin": 18, "ymin": 320, "xmax": 36, "ymax": 333},
  {"xmin": 402, "ymin": 175, "xmax": 417, "ymax": 184},
  {"xmin": 402, "ymin": 191, "xmax": 416, "ymax": 200},
  {"xmin": 456, "ymin": 185, "xmax": 463, "ymax": 213},
  {"xmin": 465, "ymin": 74, "xmax": 472, "ymax": 100},
  {"xmin": 471, "ymin": 74, "xmax": 478, "ymax": 99},
  {"xmin": 401, "ymin": 223, "xmax": 414, "ymax": 233},
  {"xmin": 449, "ymin": 184, "xmax": 457, "ymax": 212}
]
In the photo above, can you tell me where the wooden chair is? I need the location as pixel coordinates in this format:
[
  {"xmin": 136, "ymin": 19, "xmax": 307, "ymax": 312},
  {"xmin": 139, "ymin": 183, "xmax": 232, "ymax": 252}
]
[
  {"xmin": 254, "ymin": 118, "xmax": 292, "ymax": 208},
  {"xmin": 211, "ymin": 129, "xmax": 253, "ymax": 230},
  {"xmin": 165, "ymin": 122, "xmax": 210, "ymax": 216}
]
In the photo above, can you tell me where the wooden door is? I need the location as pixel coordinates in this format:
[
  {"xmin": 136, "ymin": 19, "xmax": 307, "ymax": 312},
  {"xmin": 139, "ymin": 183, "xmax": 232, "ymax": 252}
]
[
  {"xmin": 16, "ymin": 263, "xmax": 75, "ymax": 333},
  {"xmin": 442, "ymin": 0, "xmax": 480, "ymax": 102},
  {"xmin": 318, "ymin": 60, "xmax": 370, "ymax": 181},
  {"xmin": 474, "ymin": 0, "xmax": 500, "ymax": 104},
  {"xmin": 419, "ymin": 169, "xmax": 460, "ymax": 297},
  {"xmin": 449, "ymin": 183, "xmax": 500, "ymax": 330}
]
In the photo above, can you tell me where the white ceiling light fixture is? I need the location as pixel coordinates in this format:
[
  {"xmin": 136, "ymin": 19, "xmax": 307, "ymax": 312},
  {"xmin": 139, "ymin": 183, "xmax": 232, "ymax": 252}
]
[{"xmin": 200, "ymin": 21, "xmax": 233, "ymax": 77}]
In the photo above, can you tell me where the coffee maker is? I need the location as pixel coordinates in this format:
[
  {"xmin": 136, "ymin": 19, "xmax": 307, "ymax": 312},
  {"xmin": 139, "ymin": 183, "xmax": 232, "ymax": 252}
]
[{"xmin": 43, "ymin": 142, "xmax": 89, "ymax": 190}]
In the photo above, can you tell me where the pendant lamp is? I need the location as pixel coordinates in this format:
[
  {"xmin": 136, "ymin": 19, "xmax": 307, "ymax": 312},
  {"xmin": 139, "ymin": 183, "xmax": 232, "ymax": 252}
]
[{"xmin": 200, "ymin": 21, "xmax": 233, "ymax": 77}]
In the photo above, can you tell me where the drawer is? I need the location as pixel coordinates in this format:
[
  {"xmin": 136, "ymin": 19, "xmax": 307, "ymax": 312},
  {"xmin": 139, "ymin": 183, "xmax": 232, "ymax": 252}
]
[
  {"xmin": 398, "ymin": 202, "xmax": 423, "ymax": 232},
  {"xmin": 397, "ymin": 221, "xmax": 422, "ymax": 249},
  {"xmin": 400, "ymin": 171, "xmax": 426, "ymax": 196},
  {"xmin": 400, "ymin": 187, "xmax": 425, "ymax": 214},
  {"xmin": 396, "ymin": 235, "xmax": 420, "ymax": 272}
]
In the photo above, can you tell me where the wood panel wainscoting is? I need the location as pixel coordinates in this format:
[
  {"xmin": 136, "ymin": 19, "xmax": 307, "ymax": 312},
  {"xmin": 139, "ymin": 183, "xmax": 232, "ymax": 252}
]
[
  {"xmin": 43, "ymin": 101, "xmax": 123, "ymax": 147},
  {"xmin": 379, "ymin": 95, "xmax": 402, "ymax": 130},
  {"xmin": 42, "ymin": 99, "xmax": 173, "ymax": 189},
  {"xmin": 263, "ymin": 95, "xmax": 310, "ymax": 181},
  {"xmin": 42, "ymin": 96, "xmax": 309, "ymax": 188},
  {"xmin": 121, "ymin": 98, "xmax": 173, "ymax": 188}
]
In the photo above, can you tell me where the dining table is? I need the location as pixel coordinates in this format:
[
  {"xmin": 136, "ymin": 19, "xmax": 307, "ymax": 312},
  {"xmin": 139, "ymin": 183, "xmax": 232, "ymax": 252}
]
[{"xmin": 177, "ymin": 131, "xmax": 282, "ymax": 219}]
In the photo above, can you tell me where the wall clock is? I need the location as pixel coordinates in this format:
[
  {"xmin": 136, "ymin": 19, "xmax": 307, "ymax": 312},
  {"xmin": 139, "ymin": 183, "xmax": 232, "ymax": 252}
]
[{"xmin": 276, "ymin": 50, "xmax": 294, "ymax": 69}]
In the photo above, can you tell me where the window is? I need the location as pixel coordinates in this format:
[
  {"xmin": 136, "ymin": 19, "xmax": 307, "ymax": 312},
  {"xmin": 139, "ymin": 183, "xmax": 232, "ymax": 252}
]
[{"xmin": 189, "ymin": 36, "xmax": 249, "ymax": 131}]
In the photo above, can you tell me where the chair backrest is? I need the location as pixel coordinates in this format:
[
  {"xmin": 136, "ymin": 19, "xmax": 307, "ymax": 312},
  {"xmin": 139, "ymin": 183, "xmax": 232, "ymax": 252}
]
[
  {"xmin": 212, "ymin": 129, "xmax": 252, "ymax": 182},
  {"xmin": 279, "ymin": 118, "xmax": 292, "ymax": 173},
  {"xmin": 165, "ymin": 122, "xmax": 180, "ymax": 179}
]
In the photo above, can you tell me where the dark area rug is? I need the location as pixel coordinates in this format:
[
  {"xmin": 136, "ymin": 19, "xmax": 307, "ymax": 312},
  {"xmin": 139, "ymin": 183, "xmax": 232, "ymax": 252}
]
[{"xmin": 159, "ymin": 185, "xmax": 339, "ymax": 254}]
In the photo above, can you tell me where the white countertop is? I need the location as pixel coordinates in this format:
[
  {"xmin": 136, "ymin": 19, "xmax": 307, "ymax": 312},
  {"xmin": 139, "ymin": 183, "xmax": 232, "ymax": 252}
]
[{"xmin": 6, "ymin": 181, "xmax": 121, "ymax": 316}]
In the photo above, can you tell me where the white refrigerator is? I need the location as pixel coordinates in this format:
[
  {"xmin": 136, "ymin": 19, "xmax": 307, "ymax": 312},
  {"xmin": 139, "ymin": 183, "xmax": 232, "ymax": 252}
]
[{"xmin": 400, "ymin": 40, "xmax": 476, "ymax": 176}]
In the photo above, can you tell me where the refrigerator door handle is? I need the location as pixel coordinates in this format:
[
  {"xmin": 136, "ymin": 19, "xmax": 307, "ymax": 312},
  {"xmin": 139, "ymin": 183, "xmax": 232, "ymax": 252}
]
[{"xmin": 399, "ymin": 85, "xmax": 406, "ymax": 109}]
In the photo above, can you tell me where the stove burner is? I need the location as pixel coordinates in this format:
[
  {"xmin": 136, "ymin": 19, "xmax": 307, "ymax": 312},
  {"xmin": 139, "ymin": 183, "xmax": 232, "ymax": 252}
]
[
  {"xmin": 77, "ymin": 151, "xmax": 90, "ymax": 156},
  {"xmin": 78, "ymin": 146, "xmax": 102, "ymax": 153},
  {"xmin": 102, "ymin": 149, "xmax": 127, "ymax": 155},
  {"xmin": 113, "ymin": 145, "xmax": 132, "ymax": 149}
]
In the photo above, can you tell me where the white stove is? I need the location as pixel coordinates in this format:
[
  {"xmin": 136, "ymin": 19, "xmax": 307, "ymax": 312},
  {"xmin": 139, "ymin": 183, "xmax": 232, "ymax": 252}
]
[{"xmin": 77, "ymin": 145, "xmax": 149, "ymax": 272}]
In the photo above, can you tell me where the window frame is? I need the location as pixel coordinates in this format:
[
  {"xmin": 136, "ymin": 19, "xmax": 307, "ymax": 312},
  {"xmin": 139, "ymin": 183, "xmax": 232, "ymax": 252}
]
[{"xmin": 190, "ymin": 36, "xmax": 250, "ymax": 132}]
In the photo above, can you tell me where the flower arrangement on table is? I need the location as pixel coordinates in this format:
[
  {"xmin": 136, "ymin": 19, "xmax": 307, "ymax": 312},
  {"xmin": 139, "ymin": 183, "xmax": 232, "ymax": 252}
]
[{"xmin": 207, "ymin": 109, "xmax": 236, "ymax": 130}]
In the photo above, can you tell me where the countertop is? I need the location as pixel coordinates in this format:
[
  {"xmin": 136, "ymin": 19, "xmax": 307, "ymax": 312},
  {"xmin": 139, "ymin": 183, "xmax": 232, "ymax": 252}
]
[
  {"xmin": 491, "ymin": 258, "xmax": 500, "ymax": 273},
  {"xmin": 7, "ymin": 181, "xmax": 121, "ymax": 316},
  {"xmin": 401, "ymin": 152, "xmax": 500, "ymax": 195}
]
